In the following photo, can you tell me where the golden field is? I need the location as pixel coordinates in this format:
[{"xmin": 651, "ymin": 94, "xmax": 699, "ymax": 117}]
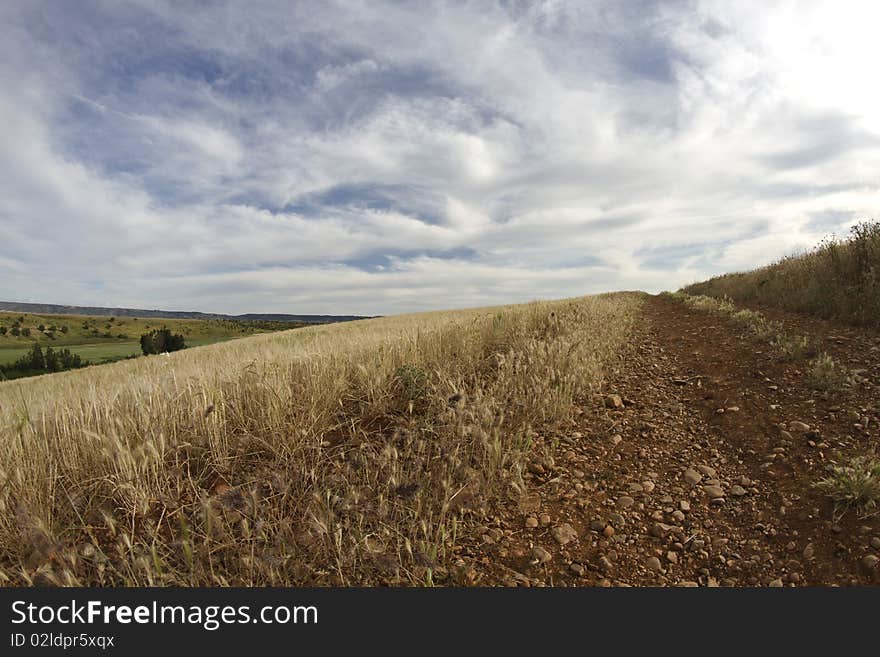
[{"xmin": 0, "ymin": 293, "xmax": 641, "ymax": 586}]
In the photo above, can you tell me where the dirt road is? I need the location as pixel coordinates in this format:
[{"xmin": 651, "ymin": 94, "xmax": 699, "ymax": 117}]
[{"xmin": 459, "ymin": 294, "xmax": 880, "ymax": 586}]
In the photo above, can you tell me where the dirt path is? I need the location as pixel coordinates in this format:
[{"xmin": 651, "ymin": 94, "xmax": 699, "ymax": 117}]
[{"xmin": 459, "ymin": 295, "xmax": 880, "ymax": 586}]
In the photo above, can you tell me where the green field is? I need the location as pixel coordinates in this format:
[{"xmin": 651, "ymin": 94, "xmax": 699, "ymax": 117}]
[{"xmin": 0, "ymin": 310, "xmax": 302, "ymax": 372}]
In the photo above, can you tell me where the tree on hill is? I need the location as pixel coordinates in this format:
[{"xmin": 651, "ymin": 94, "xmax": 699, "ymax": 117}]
[
  {"xmin": 0, "ymin": 326, "xmax": 6, "ymax": 335},
  {"xmin": 28, "ymin": 344, "xmax": 45, "ymax": 370},
  {"xmin": 45, "ymin": 346, "xmax": 59, "ymax": 372},
  {"xmin": 21, "ymin": 327, "xmax": 30, "ymax": 337},
  {"xmin": 140, "ymin": 328, "xmax": 186, "ymax": 355},
  {"xmin": 11, "ymin": 326, "xmax": 20, "ymax": 336}
]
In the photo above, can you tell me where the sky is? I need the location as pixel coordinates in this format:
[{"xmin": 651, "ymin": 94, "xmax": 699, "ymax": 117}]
[{"xmin": 1, "ymin": 0, "xmax": 879, "ymax": 315}]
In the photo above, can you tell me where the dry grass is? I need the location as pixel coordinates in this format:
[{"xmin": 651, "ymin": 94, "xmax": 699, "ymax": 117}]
[
  {"xmin": 682, "ymin": 221, "xmax": 880, "ymax": 327},
  {"xmin": 664, "ymin": 292, "xmax": 823, "ymax": 364},
  {"xmin": 805, "ymin": 353, "xmax": 853, "ymax": 392},
  {"xmin": 0, "ymin": 293, "xmax": 642, "ymax": 586},
  {"xmin": 815, "ymin": 455, "xmax": 880, "ymax": 519}
]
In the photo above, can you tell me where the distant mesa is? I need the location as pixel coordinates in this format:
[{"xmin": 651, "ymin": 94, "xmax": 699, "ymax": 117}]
[{"xmin": 0, "ymin": 301, "xmax": 372, "ymax": 324}]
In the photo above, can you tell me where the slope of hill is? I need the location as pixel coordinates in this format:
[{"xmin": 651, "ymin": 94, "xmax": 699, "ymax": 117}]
[
  {"xmin": 0, "ymin": 293, "xmax": 641, "ymax": 586},
  {"xmin": 682, "ymin": 221, "xmax": 880, "ymax": 326},
  {"xmin": 0, "ymin": 301, "xmax": 370, "ymax": 323},
  {"xmin": 0, "ymin": 310, "xmax": 305, "ymax": 377}
]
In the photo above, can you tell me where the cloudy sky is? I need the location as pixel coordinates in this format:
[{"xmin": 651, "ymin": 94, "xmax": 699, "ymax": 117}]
[{"xmin": 1, "ymin": 1, "xmax": 878, "ymax": 315}]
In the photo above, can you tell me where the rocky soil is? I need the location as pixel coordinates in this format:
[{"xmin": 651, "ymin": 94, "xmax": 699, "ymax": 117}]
[{"xmin": 452, "ymin": 295, "xmax": 880, "ymax": 586}]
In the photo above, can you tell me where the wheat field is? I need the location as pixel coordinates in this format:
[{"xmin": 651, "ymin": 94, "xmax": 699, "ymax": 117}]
[{"xmin": 0, "ymin": 293, "xmax": 641, "ymax": 586}]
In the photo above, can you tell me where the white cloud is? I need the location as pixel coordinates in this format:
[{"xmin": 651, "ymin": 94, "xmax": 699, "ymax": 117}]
[{"xmin": 0, "ymin": 0, "xmax": 878, "ymax": 314}]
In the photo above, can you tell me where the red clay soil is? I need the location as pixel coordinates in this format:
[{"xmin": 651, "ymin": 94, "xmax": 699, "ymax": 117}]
[{"xmin": 455, "ymin": 294, "xmax": 880, "ymax": 586}]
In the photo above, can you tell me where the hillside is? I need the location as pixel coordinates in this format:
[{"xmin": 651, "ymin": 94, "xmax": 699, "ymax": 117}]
[
  {"xmin": 1, "ymin": 283, "xmax": 878, "ymax": 588},
  {"xmin": 682, "ymin": 221, "xmax": 880, "ymax": 326},
  {"xmin": 0, "ymin": 301, "xmax": 369, "ymax": 324},
  {"xmin": 0, "ymin": 310, "xmax": 305, "ymax": 379},
  {"xmin": 0, "ymin": 293, "xmax": 640, "ymax": 586}
]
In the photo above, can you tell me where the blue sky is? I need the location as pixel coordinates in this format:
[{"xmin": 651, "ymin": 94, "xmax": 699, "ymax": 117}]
[{"xmin": 1, "ymin": 1, "xmax": 878, "ymax": 314}]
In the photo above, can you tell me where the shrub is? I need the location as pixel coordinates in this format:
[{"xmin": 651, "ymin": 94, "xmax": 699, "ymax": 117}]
[
  {"xmin": 394, "ymin": 364, "xmax": 431, "ymax": 402},
  {"xmin": 815, "ymin": 455, "xmax": 880, "ymax": 518},
  {"xmin": 772, "ymin": 333, "xmax": 815, "ymax": 362},
  {"xmin": 805, "ymin": 353, "xmax": 852, "ymax": 391},
  {"xmin": 140, "ymin": 328, "xmax": 186, "ymax": 355}
]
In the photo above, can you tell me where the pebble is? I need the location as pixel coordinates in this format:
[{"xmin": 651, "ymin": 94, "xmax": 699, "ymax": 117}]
[
  {"xmin": 789, "ymin": 421, "xmax": 811, "ymax": 433},
  {"xmin": 666, "ymin": 551, "xmax": 679, "ymax": 564},
  {"xmin": 642, "ymin": 480, "xmax": 656, "ymax": 493},
  {"xmin": 769, "ymin": 578, "xmax": 784, "ymax": 587},
  {"xmin": 570, "ymin": 562, "xmax": 584, "ymax": 575},
  {"xmin": 870, "ymin": 537, "xmax": 880, "ymax": 550},
  {"xmin": 616, "ymin": 496, "xmax": 635, "ymax": 509},
  {"xmin": 730, "ymin": 485, "xmax": 748, "ymax": 496},
  {"xmin": 803, "ymin": 545, "xmax": 815, "ymax": 560},
  {"xmin": 605, "ymin": 394, "xmax": 624, "ymax": 409},
  {"xmin": 863, "ymin": 554, "xmax": 879, "ymax": 570},
  {"xmin": 679, "ymin": 500, "xmax": 690, "ymax": 512},
  {"xmin": 524, "ymin": 516, "xmax": 538, "ymax": 528},
  {"xmin": 683, "ymin": 469, "xmax": 702, "ymax": 485},
  {"xmin": 539, "ymin": 513, "xmax": 551, "ymax": 526},
  {"xmin": 646, "ymin": 556, "xmax": 662, "ymax": 572},
  {"xmin": 551, "ymin": 523, "xmax": 578, "ymax": 546},
  {"xmin": 704, "ymin": 485, "xmax": 725, "ymax": 499},
  {"xmin": 651, "ymin": 522, "xmax": 675, "ymax": 538},
  {"xmin": 531, "ymin": 546, "xmax": 552, "ymax": 564},
  {"xmin": 528, "ymin": 462, "xmax": 545, "ymax": 475},
  {"xmin": 590, "ymin": 519, "xmax": 606, "ymax": 532},
  {"xmin": 603, "ymin": 525, "xmax": 615, "ymax": 538},
  {"xmin": 697, "ymin": 465, "xmax": 717, "ymax": 477}
]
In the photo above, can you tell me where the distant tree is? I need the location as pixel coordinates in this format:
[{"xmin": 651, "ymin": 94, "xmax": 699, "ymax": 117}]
[
  {"xmin": 28, "ymin": 344, "xmax": 44, "ymax": 370},
  {"xmin": 0, "ymin": 326, "xmax": 6, "ymax": 335},
  {"xmin": 37, "ymin": 324, "xmax": 45, "ymax": 332},
  {"xmin": 45, "ymin": 346, "xmax": 59, "ymax": 371},
  {"xmin": 11, "ymin": 326, "xmax": 20, "ymax": 336},
  {"xmin": 58, "ymin": 348, "xmax": 83, "ymax": 369},
  {"xmin": 60, "ymin": 325, "xmax": 69, "ymax": 334},
  {"xmin": 140, "ymin": 328, "xmax": 186, "ymax": 355},
  {"xmin": 21, "ymin": 327, "xmax": 31, "ymax": 337}
]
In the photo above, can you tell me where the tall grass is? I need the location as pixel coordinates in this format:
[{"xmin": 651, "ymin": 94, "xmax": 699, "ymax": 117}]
[
  {"xmin": 0, "ymin": 293, "xmax": 641, "ymax": 586},
  {"xmin": 683, "ymin": 221, "xmax": 880, "ymax": 326}
]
